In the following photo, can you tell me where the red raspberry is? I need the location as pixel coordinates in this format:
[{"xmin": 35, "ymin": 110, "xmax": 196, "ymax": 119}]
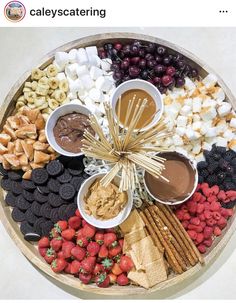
[
  {"xmin": 175, "ymin": 209, "xmax": 185, "ymax": 221},
  {"xmin": 212, "ymin": 211, "xmax": 221, "ymax": 221},
  {"xmin": 192, "ymin": 192, "xmax": 202, "ymax": 202},
  {"xmin": 204, "ymin": 210, "xmax": 212, "ymax": 220},
  {"xmin": 227, "ymin": 209, "xmax": 234, "ymax": 217},
  {"xmin": 210, "ymin": 202, "xmax": 221, "ymax": 212},
  {"xmin": 217, "ymin": 217, "xmax": 227, "ymax": 229},
  {"xmin": 202, "ymin": 187, "xmax": 211, "ymax": 197},
  {"xmin": 220, "ymin": 208, "xmax": 230, "ymax": 219},
  {"xmin": 199, "ymin": 196, "xmax": 207, "ymax": 203},
  {"xmin": 203, "ymin": 238, "xmax": 213, "ymax": 247},
  {"xmin": 190, "ymin": 217, "xmax": 200, "ymax": 226},
  {"xmin": 203, "ymin": 226, "xmax": 213, "ymax": 239},
  {"xmin": 211, "ymin": 185, "xmax": 219, "ymax": 195},
  {"xmin": 217, "ymin": 190, "xmax": 226, "ymax": 201},
  {"xmin": 188, "ymin": 224, "xmax": 203, "ymax": 233},
  {"xmin": 195, "ymin": 233, "xmax": 204, "ymax": 244},
  {"xmin": 198, "ymin": 213, "xmax": 206, "ymax": 221},
  {"xmin": 214, "ymin": 226, "xmax": 222, "ymax": 236},
  {"xmin": 183, "ymin": 213, "xmax": 191, "ymax": 221},
  {"xmin": 207, "ymin": 196, "xmax": 217, "ymax": 203},
  {"xmin": 187, "ymin": 230, "xmax": 197, "ymax": 240},
  {"xmin": 196, "ymin": 204, "xmax": 205, "ymax": 214},
  {"xmin": 196, "ymin": 184, "xmax": 202, "ymax": 191},
  {"xmin": 198, "ymin": 244, "xmax": 206, "ymax": 254},
  {"xmin": 206, "ymin": 218, "xmax": 216, "ymax": 226},
  {"xmin": 182, "ymin": 220, "xmax": 189, "ymax": 229},
  {"xmin": 201, "ymin": 183, "xmax": 209, "ymax": 190},
  {"xmin": 200, "ymin": 221, "xmax": 206, "ymax": 229},
  {"xmin": 204, "ymin": 202, "xmax": 211, "ymax": 211},
  {"xmin": 225, "ymin": 190, "xmax": 236, "ymax": 199}
]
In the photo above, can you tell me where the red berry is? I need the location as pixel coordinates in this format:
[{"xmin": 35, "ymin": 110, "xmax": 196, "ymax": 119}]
[
  {"xmin": 38, "ymin": 237, "xmax": 50, "ymax": 248},
  {"xmin": 203, "ymin": 226, "xmax": 213, "ymax": 239},
  {"xmin": 75, "ymin": 209, "xmax": 82, "ymax": 217},
  {"xmin": 77, "ymin": 236, "xmax": 89, "ymax": 248},
  {"xmin": 79, "ymin": 273, "xmax": 92, "ymax": 284},
  {"xmin": 212, "ymin": 211, "xmax": 221, "ymax": 221},
  {"xmin": 190, "ymin": 217, "xmax": 200, "ymax": 226},
  {"xmin": 166, "ymin": 66, "xmax": 176, "ymax": 77},
  {"xmin": 50, "ymin": 237, "xmax": 63, "ymax": 252},
  {"xmin": 214, "ymin": 226, "xmax": 222, "ymax": 236},
  {"xmin": 70, "ymin": 260, "xmax": 81, "ymax": 274},
  {"xmin": 204, "ymin": 210, "xmax": 212, "ymax": 220},
  {"xmin": 71, "ymin": 246, "xmax": 86, "ymax": 261},
  {"xmin": 161, "ymin": 75, "xmax": 173, "ymax": 87},
  {"xmin": 62, "ymin": 241, "xmax": 75, "ymax": 258},
  {"xmin": 95, "ymin": 232, "xmax": 104, "ymax": 245},
  {"xmin": 217, "ymin": 217, "xmax": 227, "ymax": 229},
  {"xmin": 38, "ymin": 247, "xmax": 47, "ymax": 257},
  {"xmin": 95, "ymin": 273, "xmax": 110, "ymax": 288},
  {"xmin": 203, "ymin": 238, "xmax": 213, "ymax": 247},
  {"xmin": 187, "ymin": 230, "xmax": 197, "ymax": 240},
  {"xmin": 195, "ymin": 233, "xmax": 204, "ymax": 244},
  {"xmin": 103, "ymin": 232, "xmax": 117, "ymax": 247},
  {"xmin": 119, "ymin": 255, "xmax": 134, "ymax": 272},
  {"xmin": 117, "ymin": 273, "xmax": 129, "ymax": 286},
  {"xmin": 198, "ymin": 244, "xmax": 206, "ymax": 254},
  {"xmin": 83, "ymin": 223, "xmax": 96, "ymax": 239},
  {"xmin": 61, "ymin": 228, "xmax": 76, "ymax": 241},
  {"xmin": 206, "ymin": 218, "xmax": 216, "ymax": 227},
  {"xmin": 196, "ymin": 204, "xmax": 205, "ymax": 214},
  {"xmin": 68, "ymin": 216, "xmax": 81, "ymax": 230},
  {"xmin": 55, "ymin": 221, "xmax": 68, "ymax": 232},
  {"xmin": 87, "ymin": 241, "xmax": 100, "ymax": 257},
  {"xmin": 99, "ymin": 244, "xmax": 109, "ymax": 258},
  {"xmin": 51, "ymin": 258, "xmax": 67, "ymax": 273},
  {"xmin": 210, "ymin": 202, "xmax": 220, "ymax": 212},
  {"xmin": 80, "ymin": 257, "xmax": 96, "ymax": 274}
]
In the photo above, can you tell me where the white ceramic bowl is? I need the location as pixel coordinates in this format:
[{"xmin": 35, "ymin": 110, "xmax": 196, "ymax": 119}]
[
  {"xmin": 45, "ymin": 103, "xmax": 92, "ymax": 157},
  {"xmin": 77, "ymin": 173, "xmax": 133, "ymax": 228},
  {"xmin": 111, "ymin": 79, "xmax": 164, "ymax": 132},
  {"xmin": 143, "ymin": 151, "xmax": 199, "ymax": 206}
]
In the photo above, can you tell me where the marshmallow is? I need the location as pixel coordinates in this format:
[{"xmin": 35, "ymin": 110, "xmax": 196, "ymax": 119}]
[
  {"xmin": 216, "ymin": 119, "xmax": 227, "ymax": 133},
  {"xmin": 55, "ymin": 52, "xmax": 69, "ymax": 68},
  {"xmin": 165, "ymin": 106, "xmax": 179, "ymax": 120},
  {"xmin": 230, "ymin": 118, "xmax": 236, "ymax": 129},
  {"xmin": 101, "ymin": 58, "xmax": 112, "ymax": 71},
  {"xmin": 176, "ymin": 116, "xmax": 188, "ymax": 127},
  {"xmin": 195, "ymin": 152, "xmax": 205, "ymax": 162},
  {"xmin": 176, "ymin": 127, "xmax": 185, "ymax": 136},
  {"xmin": 229, "ymin": 139, "xmax": 236, "ymax": 151},
  {"xmin": 68, "ymin": 49, "xmax": 78, "ymax": 63},
  {"xmin": 184, "ymin": 98, "xmax": 193, "ymax": 107},
  {"xmin": 172, "ymin": 134, "xmax": 184, "ymax": 146},
  {"xmin": 192, "ymin": 97, "xmax": 202, "ymax": 113},
  {"xmin": 180, "ymin": 105, "xmax": 192, "ymax": 116},
  {"xmin": 69, "ymin": 79, "xmax": 84, "ymax": 94},
  {"xmin": 56, "ymin": 72, "xmax": 66, "ymax": 81},
  {"xmin": 184, "ymin": 77, "xmax": 196, "ymax": 92},
  {"xmin": 223, "ymin": 129, "xmax": 234, "ymax": 141},
  {"xmin": 88, "ymin": 88, "xmax": 102, "ymax": 102},
  {"xmin": 70, "ymin": 99, "xmax": 82, "ymax": 105},
  {"xmin": 185, "ymin": 129, "xmax": 200, "ymax": 140},
  {"xmin": 202, "ymin": 74, "xmax": 217, "ymax": 88},
  {"xmin": 65, "ymin": 63, "xmax": 79, "ymax": 80},
  {"xmin": 80, "ymin": 74, "xmax": 94, "ymax": 90},
  {"xmin": 76, "ymin": 65, "xmax": 89, "ymax": 77},
  {"xmin": 200, "ymin": 107, "xmax": 217, "ymax": 121},
  {"xmin": 67, "ymin": 91, "xmax": 77, "ymax": 100},
  {"xmin": 90, "ymin": 66, "xmax": 104, "ymax": 80},
  {"xmin": 175, "ymin": 147, "xmax": 188, "ymax": 156},
  {"xmin": 76, "ymin": 48, "xmax": 89, "ymax": 65},
  {"xmin": 217, "ymin": 102, "xmax": 232, "ymax": 117},
  {"xmin": 88, "ymin": 55, "xmax": 101, "ymax": 67},
  {"xmin": 216, "ymin": 137, "xmax": 228, "ymax": 147},
  {"xmin": 202, "ymin": 99, "xmax": 217, "ymax": 108},
  {"xmin": 192, "ymin": 143, "xmax": 201, "ymax": 155},
  {"xmin": 193, "ymin": 114, "xmax": 201, "ymax": 122},
  {"xmin": 192, "ymin": 121, "xmax": 202, "ymax": 131},
  {"xmin": 205, "ymin": 127, "xmax": 217, "ymax": 138},
  {"xmin": 52, "ymin": 60, "xmax": 64, "ymax": 73},
  {"xmin": 212, "ymin": 87, "xmax": 225, "ymax": 102},
  {"xmin": 95, "ymin": 76, "xmax": 113, "ymax": 92},
  {"xmin": 86, "ymin": 46, "xmax": 98, "ymax": 57},
  {"xmin": 202, "ymin": 142, "xmax": 212, "ymax": 151}
]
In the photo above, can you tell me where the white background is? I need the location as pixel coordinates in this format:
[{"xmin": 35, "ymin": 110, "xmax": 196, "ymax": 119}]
[{"xmin": 0, "ymin": 27, "xmax": 236, "ymax": 300}]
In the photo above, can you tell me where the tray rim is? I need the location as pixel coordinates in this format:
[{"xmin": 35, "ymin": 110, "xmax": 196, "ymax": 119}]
[{"xmin": 0, "ymin": 32, "xmax": 236, "ymax": 296}]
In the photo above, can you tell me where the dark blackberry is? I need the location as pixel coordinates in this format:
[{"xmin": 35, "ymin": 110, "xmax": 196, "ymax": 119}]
[
  {"xmin": 224, "ymin": 182, "xmax": 236, "ymax": 191},
  {"xmin": 232, "ymin": 175, "xmax": 236, "ymax": 184},
  {"xmin": 206, "ymin": 174, "xmax": 218, "ymax": 187},
  {"xmin": 217, "ymin": 171, "xmax": 226, "ymax": 182},
  {"xmin": 207, "ymin": 161, "xmax": 219, "ymax": 174},
  {"xmin": 199, "ymin": 169, "xmax": 209, "ymax": 178},
  {"xmin": 197, "ymin": 161, "xmax": 208, "ymax": 170},
  {"xmin": 219, "ymin": 158, "xmax": 229, "ymax": 170},
  {"xmin": 198, "ymin": 175, "xmax": 204, "ymax": 184},
  {"xmin": 212, "ymin": 153, "xmax": 221, "ymax": 161},
  {"xmin": 226, "ymin": 165, "xmax": 234, "ymax": 175},
  {"xmin": 230, "ymin": 158, "xmax": 236, "ymax": 167},
  {"xmin": 216, "ymin": 146, "xmax": 226, "ymax": 155},
  {"xmin": 203, "ymin": 150, "xmax": 211, "ymax": 161},
  {"xmin": 224, "ymin": 149, "xmax": 236, "ymax": 161}
]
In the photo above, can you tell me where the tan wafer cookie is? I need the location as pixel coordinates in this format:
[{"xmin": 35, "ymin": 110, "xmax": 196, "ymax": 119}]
[
  {"xmin": 145, "ymin": 259, "xmax": 167, "ymax": 287},
  {"xmin": 119, "ymin": 209, "xmax": 145, "ymax": 233},
  {"xmin": 128, "ymin": 270, "xmax": 150, "ymax": 289}
]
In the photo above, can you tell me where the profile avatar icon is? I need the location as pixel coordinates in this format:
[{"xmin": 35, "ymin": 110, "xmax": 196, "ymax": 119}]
[{"xmin": 4, "ymin": 1, "xmax": 26, "ymax": 22}]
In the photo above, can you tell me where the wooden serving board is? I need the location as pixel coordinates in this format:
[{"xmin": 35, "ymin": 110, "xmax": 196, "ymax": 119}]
[{"xmin": 0, "ymin": 32, "xmax": 236, "ymax": 296}]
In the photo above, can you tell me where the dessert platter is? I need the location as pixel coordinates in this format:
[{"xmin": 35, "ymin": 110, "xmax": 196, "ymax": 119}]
[{"xmin": 0, "ymin": 32, "xmax": 236, "ymax": 296}]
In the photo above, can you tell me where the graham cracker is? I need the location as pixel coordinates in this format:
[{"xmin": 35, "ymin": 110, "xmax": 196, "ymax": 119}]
[
  {"xmin": 131, "ymin": 235, "xmax": 155, "ymax": 264},
  {"xmin": 124, "ymin": 228, "xmax": 146, "ymax": 247},
  {"xmin": 145, "ymin": 259, "xmax": 167, "ymax": 287},
  {"xmin": 119, "ymin": 209, "xmax": 145, "ymax": 233},
  {"xmin": 128, "ymin": 270, "xmax": 150, "ymax": 289}
]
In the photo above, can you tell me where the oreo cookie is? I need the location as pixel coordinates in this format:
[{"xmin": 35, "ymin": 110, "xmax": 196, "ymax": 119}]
[
  {"xmin": 21, "ymin": 180, "xmax": 36, "ymax": 191},
  {"xmin": 25, "ymin": 208, "xmax": 38, "ymax": 225},
  {"xmin": 1, "ymin": 177, "xmax": 12, "ymax": 191},
  {"xmin": 58, "ymin": 204, "xmax": 68, "ymax": 220},
  {"xmin": 71, "ymin": 176, "xmax": 84, "ymax": 191},
  {"xmin": 20, "ymin": 221, "xmax": 35, "ymax": 235},
  {"xmin": 48, "ymin": 192, "xmax": 64, "ymax": 208},
  {"xmin": 59, "ymin": 184, "xmax": 75, "ymax": 200},
  {"xmin": 66, "ymin": 203, "xmax": 77, "ymax": 218},
  {"xmin": 11, "ymin": 181, "xmax": 23, "ymax": 195},
  {"xmin": 41, "ymin": 220, "xmax": 54, "ymax": 236},
  {"xmin": 34, "ymin": 188, "xmax": 48, "ymax": 203},
  {"xmin": 50, "ymin": 208, "xmax": 60, "ymax": 223},
  {"xmin": 40, "ymin": 203, "xmax": 52, "ymax": 219},
  {"xmin": 16, "ymin": 195, "xmax": 31, "ymax": 211},
  {"xmin": 37, "ymin": 185, "xmax": 50, "ymax": 195},
  {"xmin": 34, "ymin": 217, "xmax": 47, "ymax": 234},
  {"xmin": 24, "ymin": 232, "xmax": 41, "ymax": 241},
  {"xmin": 47, "ymin": 178, "xmax": 60, "ymax": 193},
  {"xmin": 8, "ymin": 171, "xmax": 22, "ymax": 181},
  {"xmin": 31, "ymin": 201, "xmax": 41, "ymax": 216},
  {"xmin": 0, "ymin": 164, "xmax": 8, "ymax": 176},
  {"xmin": 22, "ymin": 190, "xmax": 34, "ymax": 202},
  {"xmin": 46, "ymin": 160, "xmax": 64, "ymax": 177},
  {"xmin": 5, "ymin": 192, "xmax": 17, "ymax": 207},
  {"xmin": 82, "ymin": 172, "xmax": 90, "ymax": 180},
  {"xmin": 57, "ymin": 169, "xmax": 72, "ymax": 183},
  {"xmin": 11, "ymin": 207, "xmax": 25, "ymax": 222},
  {"xmin": 31, "ymin": 168, "xmax": 48, "ymax": 185}
]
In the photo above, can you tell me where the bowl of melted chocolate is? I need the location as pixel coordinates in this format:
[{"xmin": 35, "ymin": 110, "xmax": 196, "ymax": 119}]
[
  {"xmin": 144, "ymin": 151, "xmax": 198, "ymax": 205},
  {"xmin": 45, "ymin": 103, "xmax": 94, "ymax": 157}
]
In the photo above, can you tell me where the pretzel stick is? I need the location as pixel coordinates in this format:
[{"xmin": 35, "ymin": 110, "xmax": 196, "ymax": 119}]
[
  {"xmin": 165, "ymin": 205, "xmax": 204, "ymax": 264},
  {"xmin": 153, "ymin": 204, "xmax": 196, "ymax": 267},
  {"xmin": 157, "ymin": 204, "xmax": 199, "ymax": 265},
  {"xmin": 144, "ymin": 208, "xmax": 183, "ymax": 274},
  {"xmin": 139, "ymin": 211, "xmax": 164, "ymax": 254}
]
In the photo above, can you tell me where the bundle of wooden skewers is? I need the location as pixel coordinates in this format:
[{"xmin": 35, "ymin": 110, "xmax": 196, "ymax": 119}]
[{"xmin": 81, "ymin": 96, "xmax": 171, "ymax": 192}]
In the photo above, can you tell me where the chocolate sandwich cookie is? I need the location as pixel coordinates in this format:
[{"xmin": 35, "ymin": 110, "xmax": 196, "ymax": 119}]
[
  {"xmin": 24, "ymin": 232, "xmax": 41, "ymax": 242},
  {"xmin": 1, "ymin": 177, "xmax": 12, "ymax": 191},
  {"xmin": 31, "ymin": 168, "xmax": 48, "ymax": 185},
  {"xmin": 31, "ymin": 201, "xmax": 42, "ymax": 216},
  {"xmin": 11, "ymin": 207, "xmax": 25, "ymax": 222},
  {"xmin": 66, "ymin": 203, "xmax": 77, "ymax": 218},
  {"xmin": 46, "ymin": 160, "xmax": 64, "ymax": 177},
  {"xmin": 22, "ymin": 190, "xmax": 34, "ymax": 202},
  {"xmin": 34, "ymin": 217, "xmax": 47, "ymax": 235},
  {"xmin": 58, "ymin": 204, "xmax": 68, "ymax": 220},
  {"xmin": 11, "ymin": 181, "xmax": 23, "ymax": 195},
  {"xmin": 50, "ymin": 208, "xmax": 60, "ymax": 223},
  {"xmin": 20, "ymin": 221, "xmax": 35, "ymax": 235},
  {"xmin": 71, "ymin": 176, "xmax": 84, "ymax": 191},
  {"xmin": 59, "ymin": 184, "xmax": 75, "ymax": 201},
  {"xmin": 5, "ymin": 192, "xmax": 17, "ymax": 207},
  {"xmin": 37, "ymin": 185, "xmax": 50, "ymax": 195},
  {"xmin": 21, "ymin": 179, "xmax": 36, "ymax": 191},
  {"xmin": 47, "ymin": 178, "xmax": 60, "ymax": 193},
  {"xmin": 34, "ymin": 188, "xmax": 48, "ymax": 203},
  {"xmin": 41, "ymin": 220, "xmax": 54, "ymax": 236},
  {"xmin": 40, "ymin": 203, "xmax": 52, "ymax": 219},
  {"xmin": 16, "ymin": 195, "xmax": 31, "ymax": 211},
  {"xmin": 48, "ymin": 192, "xmax": 64, "ymax": 208},
  {"xmin": 7, "ymin": 171, "xmax": 22, "ymax": 181},
  {"xmin": 57, "ymin": 169, "xmax": 72, "ymax": 183},
  {"xmin": 0, "ymin": 164, "xmax": 8, "ymax": 177},
  {"xmin": 25, "ymin": 208, "xmax": 38, "ymax": 225}
]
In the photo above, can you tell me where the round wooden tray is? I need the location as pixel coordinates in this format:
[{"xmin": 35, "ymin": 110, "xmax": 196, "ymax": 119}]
[{"xmin": 0, "ymin": 32, "xmax": 236, "ymax": 296}]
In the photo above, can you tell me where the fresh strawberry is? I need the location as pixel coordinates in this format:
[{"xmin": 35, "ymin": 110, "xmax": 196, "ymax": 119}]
[
  {"xmin": 80, "ymin": 257, "xmax": 96, "ymax": 274},
  {"xmin": 106, "ymin": 228, "xmax": 115, "ymax": 233},
  {"xmin": 112, "ymin": 263, "xmax": 123, "ymax": 275},
  {"xmin": 104, "ymin": 232, "xmax": 117, "ymax": 247},
  {"xmin": 117, "ymin": 273, "xmax": 129, "ymax": 286},
  {"xmin": 44, "ymin": 248, "xmax": 57, "ymax": 264},
  {"xmin": 82, "ymin": 223, "xmax": 96, "ymax": 238},
  {"xmin": 102, "ymin": 258, "xmax": 114, "ymax": 272},
  {"xmin": 51, "ymin": 258, "xmax": 67, "ymax": 273},
  {"xmin": 108, "ymin": 273, "xmax": 117, "ymax": 284},
  {"xmin": 87, "ymin": 241, "xmax": 100, "ymax": 257},
  {"xmin": 68, "ymin": 216, "xmax": 81, "ymax": 230},
  {"xmin": 61, "ymin": 228, "xmax": 76, "ymax": 241},
  {"xmin": 62, "ymin": 241, "xmax": 75, "ymax": 258},
  {"xmin": 95, "ymin": 232, "xmax": 104, "ymax": 245},
  {"xmin": 93, "ymin": 263, "xmax": 105, "ymax": 275},
  {"xmin": 77, "ymin": 236, "xmax": 89, "ymax": 248},
  {"xmin": 119, "ymin": 256, "xmax": 134, "ymax": 272},
  {"xmin": 70, "ymin": 260, "xmax": 81, "ymax": 274},
  {"xmin": 95, "ymin": 273, "xmax": 110, "ymax": 288},
  {"xmin": 55, "ymin": 221, "xmax": 68, "ymax": 232},
  {"xmin": 71, "ymin": 246, "xmax": 86, "ymax": 261},
  {"xmin": 118, "ymin": 239, "xmax": 124, "ymax": 249},
  {"xmin": 76, "ymin": 229, "xmax": 84, "ymax": 239},
  {"xmin": 38, "ymin": 237, "xmax": 50, "ymax": 248},
  {"xmin": 79, "ymin": 273, "xmax": 92, "ymax": 284},
  {"xmin": 109, "ymin": 245, "xmax": 122, "ymax": 257},
  {"xmin": 50, "ymin": 237, "xmax": 62, "ymax": 252},
  {"xmin": 82, "ymin": 219, "xmax": 87, "ymax": 227},
  {"xmin": 57, "ymin": 251, "xmax": 65, "ymax": 259},
  {"xmin": 64, "ymin": 263, "xmax": 72, "ymax": 274},
  {"xmin": 98, "ymin": 244, "xmax": 108, "ymax": 258},
  {"xmin": 50, "ymin": 227, "xmax": 60, "ymax": 238},
  {"xmin": 38, "ymin": 247, "xmax": 47, "ymax": 257},
  {"xmin": 75, "ymin": 209, "xmax": 82, "ymax": 217}
]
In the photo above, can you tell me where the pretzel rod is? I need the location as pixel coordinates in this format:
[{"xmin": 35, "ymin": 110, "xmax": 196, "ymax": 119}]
[
  {"xmin": 157, "ymin": 204, "xmax": 199, "ymax": 265},
  {"xmin": 152, "ymin": 205, "xmax": 194, "ymax": 267},
  {"xmin": 165, "ymin": 205, "xmax": 205, "ymax": 264},
  {"xmin": 139, "ymin": 210, "xmax": 164, "ymax": 254},
  {"xmin": 144, "ymin": 208, "xmax": 183, "ymax": 274}
]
